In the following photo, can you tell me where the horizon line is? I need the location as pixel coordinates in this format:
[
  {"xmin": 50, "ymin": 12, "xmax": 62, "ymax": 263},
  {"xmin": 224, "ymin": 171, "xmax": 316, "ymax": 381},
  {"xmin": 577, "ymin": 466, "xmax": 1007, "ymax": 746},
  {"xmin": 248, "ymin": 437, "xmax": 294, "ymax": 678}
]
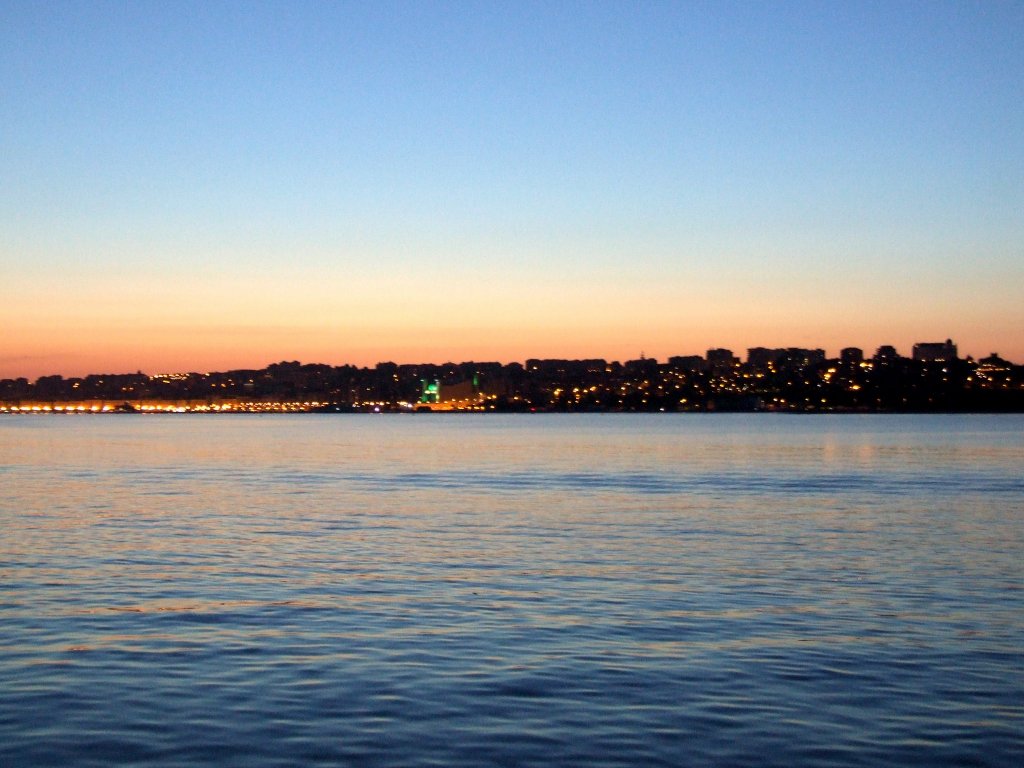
[{"xmin": 5, "ymin": 342, "xmax": 1020, "ymax": 381}]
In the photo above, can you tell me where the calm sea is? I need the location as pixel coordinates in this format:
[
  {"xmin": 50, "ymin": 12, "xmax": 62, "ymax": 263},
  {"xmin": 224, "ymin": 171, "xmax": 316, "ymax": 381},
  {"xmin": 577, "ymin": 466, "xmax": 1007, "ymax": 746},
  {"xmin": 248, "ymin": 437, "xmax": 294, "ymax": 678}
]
[{"xmin": 2, "ymin": 414, "xmax": 1022, "ymax": 767}]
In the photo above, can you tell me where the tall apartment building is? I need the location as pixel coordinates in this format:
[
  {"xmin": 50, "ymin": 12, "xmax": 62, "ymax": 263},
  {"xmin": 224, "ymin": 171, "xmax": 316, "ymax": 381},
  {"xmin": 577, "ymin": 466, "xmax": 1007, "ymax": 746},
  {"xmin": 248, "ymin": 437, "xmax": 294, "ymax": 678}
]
[{"xmin": 912, "ymin": 339, "xmax": 958, "ymax": 363}]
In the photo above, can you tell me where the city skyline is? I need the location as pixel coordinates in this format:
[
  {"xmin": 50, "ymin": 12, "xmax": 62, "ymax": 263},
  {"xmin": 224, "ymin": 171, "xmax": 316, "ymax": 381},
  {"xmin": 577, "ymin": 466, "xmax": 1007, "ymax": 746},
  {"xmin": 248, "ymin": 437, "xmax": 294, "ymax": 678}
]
[
  {"xmin": 2, "ymin": 337, "xmax": 1019, "ymax": 381},
  {"xmin": 3, "ymin": 2, "xmax": 1022, "ymax": 379},
  {"xmin": 4, "ymin": 340, "xmax": 1020, "ymax": 414}
]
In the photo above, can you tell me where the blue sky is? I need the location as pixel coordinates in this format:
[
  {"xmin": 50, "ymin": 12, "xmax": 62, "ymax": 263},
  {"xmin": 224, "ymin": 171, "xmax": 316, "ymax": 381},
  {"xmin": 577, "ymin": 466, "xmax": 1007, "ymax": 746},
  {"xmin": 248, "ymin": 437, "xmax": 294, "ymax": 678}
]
[{"xmin": 2, "ymin": 1, "xmax": 1022, "ymax": 376}]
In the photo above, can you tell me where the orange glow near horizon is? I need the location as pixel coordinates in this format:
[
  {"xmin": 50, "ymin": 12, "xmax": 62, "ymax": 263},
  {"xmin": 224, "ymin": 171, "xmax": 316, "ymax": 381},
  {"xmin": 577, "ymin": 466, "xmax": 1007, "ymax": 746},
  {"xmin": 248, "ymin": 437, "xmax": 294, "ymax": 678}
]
[
  {"xmin": 4, "ymin": 324, "xmax": 1023, "ymax": 380},
  {"xmin": 3, "ymin": 4, "xmax": 1022, "ymax": 382},
  {"xmin": 3, "ymin": 261, "xmax": 1022, "ymax": 379}
]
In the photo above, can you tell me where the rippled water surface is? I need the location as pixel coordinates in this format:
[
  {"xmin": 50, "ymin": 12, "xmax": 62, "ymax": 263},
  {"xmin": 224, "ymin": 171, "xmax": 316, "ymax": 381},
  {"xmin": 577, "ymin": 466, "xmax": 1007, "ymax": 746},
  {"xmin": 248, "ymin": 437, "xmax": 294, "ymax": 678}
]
[{"xmin": 2, "ymin": 414, "xmax": 1022, "ymax": 766}]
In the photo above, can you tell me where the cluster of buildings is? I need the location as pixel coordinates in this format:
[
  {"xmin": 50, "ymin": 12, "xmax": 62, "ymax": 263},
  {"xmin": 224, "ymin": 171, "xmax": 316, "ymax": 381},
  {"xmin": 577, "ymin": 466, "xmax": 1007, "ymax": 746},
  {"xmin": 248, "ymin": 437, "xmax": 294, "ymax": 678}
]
[{"xmin": 1, "ymin": 341, "xmax": 1021, "ymax": 413}]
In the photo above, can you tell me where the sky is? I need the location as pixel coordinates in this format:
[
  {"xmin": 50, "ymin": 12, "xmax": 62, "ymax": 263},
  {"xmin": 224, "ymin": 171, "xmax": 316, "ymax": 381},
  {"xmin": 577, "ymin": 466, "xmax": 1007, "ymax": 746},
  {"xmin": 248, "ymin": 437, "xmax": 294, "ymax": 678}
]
[{"xmin": 2, "ymin": 1, "xmax": 1022, "ymax": 378}]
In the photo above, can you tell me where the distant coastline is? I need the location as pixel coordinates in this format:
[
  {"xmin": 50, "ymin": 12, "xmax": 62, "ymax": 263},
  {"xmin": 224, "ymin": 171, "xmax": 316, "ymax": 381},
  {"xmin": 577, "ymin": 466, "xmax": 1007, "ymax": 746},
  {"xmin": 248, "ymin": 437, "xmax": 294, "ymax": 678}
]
[{"xmin": 4, "ymin": 343, "xmax": 1023, "ymax": 414}]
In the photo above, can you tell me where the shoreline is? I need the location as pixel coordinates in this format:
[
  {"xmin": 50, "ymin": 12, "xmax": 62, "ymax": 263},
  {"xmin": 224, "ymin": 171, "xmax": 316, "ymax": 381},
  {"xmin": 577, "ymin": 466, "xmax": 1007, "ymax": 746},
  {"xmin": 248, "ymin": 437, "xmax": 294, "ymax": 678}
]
[{"xmin": 4, "ymin": 403, "xmax": 1023, "ymax": 415}]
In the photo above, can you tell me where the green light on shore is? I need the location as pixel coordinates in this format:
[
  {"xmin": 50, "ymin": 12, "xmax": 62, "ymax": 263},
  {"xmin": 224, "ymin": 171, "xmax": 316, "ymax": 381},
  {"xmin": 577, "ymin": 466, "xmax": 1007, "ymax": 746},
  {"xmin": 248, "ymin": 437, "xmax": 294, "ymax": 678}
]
[{"xmin": 420, "ymin": 379, "xmax": 440, "ymax": 404}]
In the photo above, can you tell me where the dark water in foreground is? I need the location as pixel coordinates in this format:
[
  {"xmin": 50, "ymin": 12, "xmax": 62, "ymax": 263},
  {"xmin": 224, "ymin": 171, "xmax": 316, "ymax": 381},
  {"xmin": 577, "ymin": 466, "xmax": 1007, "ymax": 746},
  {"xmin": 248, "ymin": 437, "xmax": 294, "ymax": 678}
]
[{"xmin": 2, "ymin": 414, "xmax": 1022, "ymax": 767}]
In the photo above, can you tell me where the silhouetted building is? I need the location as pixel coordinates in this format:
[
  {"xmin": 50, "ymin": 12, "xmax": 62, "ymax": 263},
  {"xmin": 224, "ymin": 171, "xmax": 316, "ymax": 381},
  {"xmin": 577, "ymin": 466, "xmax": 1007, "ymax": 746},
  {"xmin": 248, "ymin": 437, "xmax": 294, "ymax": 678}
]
[
  {"xmin": 913, "ymin": 339, "xmax": 958, "ymax": 363},
  {"xmin": 624, "ymin": 356, "xmax": 659, "ymax": 376},
  {"xmin": 706, "ymin": 348, "xmax": 738, "ymax": 370},
  {"xmin": 746, "ymin": 347, "xmax": 824, "ymax": 370},
  {"xmin": 874, "ymin": 345, "xmax": 900, "ymax": 361},
  {"xmin": 438, "ymin": 380, "xmax": 475, "ymax": 402},
  {"xmin": 782, "ymin": 348, "xmax": 826, "ymax": 368},
  {"xmin": 668, "ymin": 355, "xmax": 705, "ymax": 372},
  {"xmin": 525, "ymin": 359, "xmax": 606, "ymax": 377},
  {"xmin": 747, "ymin": 347, "xmax": 783, "ymax": 369},
  {"xmin": 978, "ymin": 352, "xmax": 1011, "ymax": 371},
  {"xmin": 840, "ymin": 347, "xmax": 864, "ymax": 365}
]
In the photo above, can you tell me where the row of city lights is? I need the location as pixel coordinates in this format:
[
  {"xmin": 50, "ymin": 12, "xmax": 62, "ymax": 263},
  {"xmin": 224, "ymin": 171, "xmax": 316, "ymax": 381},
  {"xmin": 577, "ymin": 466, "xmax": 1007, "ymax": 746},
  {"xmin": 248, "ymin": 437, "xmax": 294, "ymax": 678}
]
[
  {"xmin": 0, "ymin": 399, "xmax": 503, "ymax": 414},
  {"xmin": 1, "ymin": 402, "xmax": 326, "ymax": 413}
]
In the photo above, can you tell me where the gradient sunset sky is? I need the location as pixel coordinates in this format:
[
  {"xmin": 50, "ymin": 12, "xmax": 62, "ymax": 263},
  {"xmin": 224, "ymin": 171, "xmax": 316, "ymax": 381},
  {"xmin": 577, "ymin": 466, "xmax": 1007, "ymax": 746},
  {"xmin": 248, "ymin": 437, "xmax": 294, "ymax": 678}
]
[{"xmin": 2, "ymin": 1, "xmax": 1022, "ymax": 378}]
